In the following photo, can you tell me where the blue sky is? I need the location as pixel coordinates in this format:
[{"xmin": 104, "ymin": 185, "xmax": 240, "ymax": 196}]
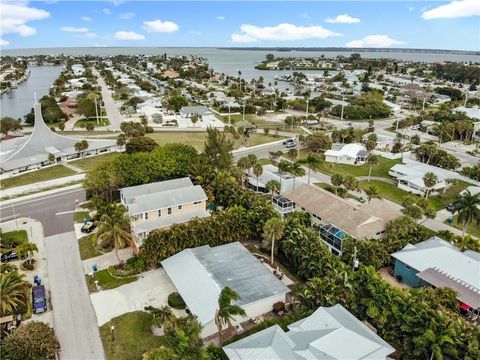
[{"xmin": 1, "ymin": 1, "xmax": 479, "ymax": 50}]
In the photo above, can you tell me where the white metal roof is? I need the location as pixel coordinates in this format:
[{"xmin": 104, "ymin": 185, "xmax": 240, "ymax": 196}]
[
  {"xmin": 132, "ymin": 209, "xmax": 210, "ymax": 234},
  {"xmin": 120, "ymin": 177, "xmax": 193, "ymax": 202},
  {"xmin": 325, "ymin": 143, "xmax": 366, "ymax": 159}
]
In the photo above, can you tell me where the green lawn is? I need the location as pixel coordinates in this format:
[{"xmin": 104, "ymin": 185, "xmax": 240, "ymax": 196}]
[
  {"xmin": 75, "ymin": 117, "xmax": 110, "ymax": 127},
  {"xmin": 100, "ymin": 311, "xmax": 168, "ymax": 360},
  {"xmin": 0, "ymin": 165, "xmax": 77, "ymax": 189},
  {"xmin": 359, "ymin": 180, "xmax": 413, "ymax": 205},
  {"xmin": 1, "ymin": 230, "xmax": 28, "ymax": 246},
  {"xmin": 74, "ymin": 211, "xmax": 91, "ymax": 223},
  {"xmin": 59, "ymin": 131, "xmax": 117, "ymax": 136},
  {"xmin": 316, "ymin": 157, "xmax": 402, "ymax": 178},
  {"xmin": 315, "ymin": 182, "xmax": 364, "ymax": 203},
  {"xmin": 427, "ymin": 181, "xmax": 470, "ymax": 211},
  {"xmin": 86, "ymin": 269, "xmax": 138, "ymax": 292},
  {"xmin": 445, "ymin": 215, "xmax": 480, "ymax": 238},
  {"xmin": 147, "ymin": 131, "xmax": 283, "ymax": 150},
  {"xmin": 78, "ymin": 234, "xmax": 102, "ymax": 260},
  {"xmin": 70, "ymin": 152, "xmax": 121, "ymax": 172}
]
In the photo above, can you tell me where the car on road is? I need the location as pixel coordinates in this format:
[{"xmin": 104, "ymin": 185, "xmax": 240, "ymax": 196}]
[
  {"xmin": 283, "ymin": 139, "xmax": 297, "ymax": 148},
  {"xmin": 32, "ymin": 285, "xmax": 47, "ymax": 314},
  {"xmin": 1, "ymin": 250, "xmax": 19, "ymax": 263},
  {"xmin": 81, "ymin": 221, "xmax": 96, "ymax": 234}
]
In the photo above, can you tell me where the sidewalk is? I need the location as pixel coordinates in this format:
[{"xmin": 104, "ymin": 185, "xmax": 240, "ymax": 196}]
[{"xmin": 1, "ymin": 175, "xmax": 85, "ymax": 200}]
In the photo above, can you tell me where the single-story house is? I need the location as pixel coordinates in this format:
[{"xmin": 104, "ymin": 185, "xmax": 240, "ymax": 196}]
[
  {"xmin": 224, "ymin": 304, "xmax": 395, "ymax": 360},
  {"xmin": 283, "ymin": 184, "xmax": 400, "ymax": 256},
  {"xmin": 324, "ymin": 143, "xmax": 369, "ymax": 165},
  {"xmin": 180, "ymin": 105, "xmax": 213, "ymax": 120},
  {"xmin": 0, "ymin": 102, "xmax": 117, "ymax": 178},
  {"xmin": 161, "ymin": 242, "xmax": 290, "ymax": 337},
  {"xmin": 246, "ymin": 164, "xmax": 301, "ymax": 194},
  {"xmin": 453, "ymin": 106, "xmax": 480, "ymax": 121},
  {"xmin": 392, "ymin": 237, "xmax": 480, "ymax": 313},
  {"xmin": 119, "ymin": 177, "xmax": 209, "ymax": 242}
]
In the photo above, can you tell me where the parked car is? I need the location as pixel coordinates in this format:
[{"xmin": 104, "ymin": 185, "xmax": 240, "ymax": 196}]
[
  {"xmin": 32, "ymin": 285, "xmax": 47, "ymax": 314},
  {"xmin": 81, "ymin": 222, "xmax": 96, "ymax": 234},
  {"xmin": 447, "ymin": 200, "xmax": 462, "ymax": 212},
  {"xmin": 1, "ymin": 250, "xmax": 19, "ymax": 263},
  {"xmin": 411, "ymin": 125, "xmax": 420, "ymax": 130},
  {"xmin": 283, "ymin": 139, "xmax": 296, "ymax": 148}
]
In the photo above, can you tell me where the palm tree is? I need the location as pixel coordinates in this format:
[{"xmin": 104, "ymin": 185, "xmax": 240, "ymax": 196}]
[
  {"xmin": 215, "ymin": 287, "xmax": 246, "ymax": 341},
  {"xmin": 236, "ymin": 156, "xmax": 250, "ymax": 188},
  {"xmin": 0, "ymin": 272, "xmax": 29, "ymax": 316},
  {"xmin": 343, "ymin": 175, "xmax": 359, "ymax": 193},
  {"xmin": 414, "ymin": 328, "xmax": 457, "ymax": 360},
  {"xmin": 366, "ymin": 154, "xmax": 379, "ymax": 182},
  {"xmin": 331, "ymin": 174, "xmax": 344, "ymax": 195},
  {"xmin": 263, "ymin": 217, "xmax": 285, "ymax": 265},
  {"xmin": 17, "ymin": 243, "xmax": 38, "ymax": 265},
  {"xmin": 246, "ymin": 154, "xmax": 257, "ymax": 177},
  {"xmin": 423, "ymin": 172, "xmax": 438, "ymax": 199},
  {"xmin": 265, "ymin": 179, "xmax": 280, "ymax": 198},
  {"xmin": 364, "ymin": 185, "xmax": 381, "ymax": 203},
  {"xmin": 145, "ymin": 305, "xmax": 173, "ymax": 335},
  {"xmin": 289, "ymin": 161, "xmax": 306, "ymax": 190},
  {"xmin": 454, "ymin": 190, "xmax": 480, "ymax": 240},
  {"xmin": 94, "ymin": 204, "xmax": 138, "ymax": 262},
  {"xmin": 253, "ymin": 163, "xmax": 263, "ymax": 192},
  {"xmin": 269, "ymin": 151, "xmax": 282, "ymax": 164},
  {"xmin": 74, "ymin": 140, "xmax": 89, "ymax": 164},
  {"xmin": 299, "ymin": 153, "xmax": 322, "ymax": 184}
]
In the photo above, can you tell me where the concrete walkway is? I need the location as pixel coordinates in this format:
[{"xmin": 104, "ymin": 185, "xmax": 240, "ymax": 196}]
[
  {"xmin": 1, "ymin": 175, "xmax": 85, "ymax": 200},
  {"xmin": 62, "ymin": 162, "xmax": 84, "ymax": 173},
  {"xmin": 82, "ymin": 248, "xmax": 133, "ymax": 274}
]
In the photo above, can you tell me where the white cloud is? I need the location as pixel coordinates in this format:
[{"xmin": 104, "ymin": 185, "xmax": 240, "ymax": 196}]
[
  {"xmin": 142, "ymin": 20, "xmax": 179, "ymax": 33},
  {"xmin": 103, "ymin": 8, "xmax": 112, "ymax": 15},
  {"xmin": 0, "ymin": 2, "xmax": 50, "ymax": 38},
  {"xmin": 231, "ymin": 23, "xmax": 340, "ymax": 43},
  {"xmin": 301, "ymin": 13, "xmax": 310, "ymax": 19},
  {"xmin": 61, "ymin": 26, "xmax": 89, "ymax": 33},
  {"xmin": 345, "ymin": 35, "xmax": 405, "ymax": 48},
  {"xmin": 114, "ymin": 31, "xmax": 144, "ymax": 40},
  {"xmin": 216, "ymin": 16, "xmax": 225, "ymax": 21},
  {"xmin": 81, "ymin": 16, "xmax": 92, "ymax": 22},
  {"xmin": 0, "ymin": 38, "xmax": 9, "ymax": 46},
  {"xmin": 422, "ymin": 0, "xmax": 479, "ymax": 20},
  {"xmin": 85, "ymin": 32, "xmax": 99, "ymax": 39},
  {"xmin": 119, "ymin": 12, "xmax": 135, "ymax": 20},
  {"xmin": 325, "ymin": 14, "xmax": 360, "ymax": 24}
]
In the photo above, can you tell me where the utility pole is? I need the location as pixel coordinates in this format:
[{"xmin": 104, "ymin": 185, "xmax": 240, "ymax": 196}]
[
  {"xmin": 11, "ymin": 202, "xmax": 18, "ymax": 230},
  {"xmin": 340, "ymin": 95, "xmax": 345, "ymax": 121}
]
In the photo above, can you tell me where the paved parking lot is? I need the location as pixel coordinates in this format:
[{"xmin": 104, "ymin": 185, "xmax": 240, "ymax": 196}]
[{"xmin": 90, "ymin": 269, "xmax": 179, "ymax": 326}]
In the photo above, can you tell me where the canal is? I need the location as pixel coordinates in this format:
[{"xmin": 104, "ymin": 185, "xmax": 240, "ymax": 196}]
[{"xmin": 1, "ymin": 65, "xmax": 63, "ymax": 121}]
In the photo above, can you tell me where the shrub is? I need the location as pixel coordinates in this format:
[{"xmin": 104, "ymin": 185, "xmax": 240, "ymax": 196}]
[
  {"xmin": 168, "ymin": 292, "xmax": 186, "ymax": 310},
  {"xmin": 20, "ymin": 261, "xmax": 35, "ymax": 271},
  {"xmin": 273, "ymin": 301, "xmax": 285, "ymax": 314}
]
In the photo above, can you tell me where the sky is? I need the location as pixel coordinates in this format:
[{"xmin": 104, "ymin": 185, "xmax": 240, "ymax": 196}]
[{"xmin": 0, "ymin": 0, "xmax": 479, "ymax": 51}]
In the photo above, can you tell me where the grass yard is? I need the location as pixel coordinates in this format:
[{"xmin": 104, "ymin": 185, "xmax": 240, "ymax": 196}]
[
  {"xmin": 1, "ymin": 230, "xmax": 28, "ymax": 246},
  {"xmin": 445, "ymin": 215, "xmax": 480, "ymax": 238},
  {"xmin": 78, "ymin": 234, "xmax": 102, "ymax": 260},
  {"xmin": 74, "ymin": 211, "xmax": 91, "ymax": 223},
  {"xmin": 59, "ymin": 131, "xmax": 117, "ymax": 136},
  {"xmin": 359, "ymin": 180, "xmax": 413, "ymax": 205},
  {"xmin": 315, "ymin": 157, "xmax": 402, "ymax": 178},
  {"xmin": 74, "ymin": 117, "xmax": 110, "ymax": 127},
  {"xmin": 70, "ymin": 152, "xmax": 121, "ymax": 172},
  {"xmin": 100, "ymin": 311, "xmax": 168, "ymax": 360},
  {"xmin": 315, "ymin": 182, "xmax": 364, "ymax": 203},
  {"xmin": 0, "ymin": 165, "xmax": 77, "ymax": 189},
  {"xmin": 86, "ymin": 269, "xmax": 138, "ymax": 292},
  {"xmin": 147, "ymin": 131, "xmax": 283, "ymax": 150},
  {"xmin": 427, "ymin": 180, "xmax": 470, "ymax": 211}
]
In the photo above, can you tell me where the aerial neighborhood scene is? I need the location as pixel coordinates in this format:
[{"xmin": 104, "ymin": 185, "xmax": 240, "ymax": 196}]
[{"xmin": 1, "ymin": 1, "xmax": 480, "ymax": 359}]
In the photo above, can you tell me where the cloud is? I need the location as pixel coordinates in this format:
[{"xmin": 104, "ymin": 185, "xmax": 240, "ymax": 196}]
[
  {"xmin": 114, "ymin": 31, "xmax": 144, "ymax": 40},
  {"xmin": 408, "ymin": 7, "xmax": 415, "ymax": 12},
  {"xmin": 61, "ymin": 26, "xmax": 89, "ymax": 33},
  {"xmin": 119, "ymin": 12, "xmax": 135, "ymax": 20},
  {"xmin": 325, "ymin": 14, "xmax": 360, "ymax": 24},
  {"xmin": 216, "ymin": 16, "xmax": 225, "ymax": 21},
  {"xmin": 345, "ymin": 35, "xmax": 405, "ymax": 48},
  {"xmin": 422, "ymin": 0, "xmax": 479, "ymax": 20},
  {"xmin": 231, "ymin": 23, "xmax": 340, "ymax": 43},
  {"xmin": 81, "ymin": 16, "xmax": 92, "ymax": 22},
  {"xmin": 85, "ymin": 32, "xmax": 99, "ymax": 39},
  {"xmin": 103, "ymin": 8, "xmax": 112, "ymax": 15},
  {"xmin": 301, "ymin": 13, "xmax": 310, "ymax": 19},
  {"xmin": 0, "ymin": 38, "xmax": 9, "ymax": 46},
  {"xmin": 142, "ymin": 20, "xmax": 179, "ymax": 33},
  {"xmin": 0, "ymin": 2, "xmax": 50, "ymax": 38}
]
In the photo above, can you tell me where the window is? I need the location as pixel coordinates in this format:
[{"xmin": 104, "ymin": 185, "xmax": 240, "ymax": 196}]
[
  {"xmin": 178, "ymin": 205, "xmax": 183, "ymax": 210},
  {"xmin": 157, "ymin": 210, "xmax": 162, "ymax": 217},
  {"xmin": 405, "ymin": 264, "xmax": 411, "ymax": 270},
  {"xmin": 144, "ymin": 212, "xmax": 149, "ymax": 220},
  {"xmin": 167, "ymin": 207, "xmax": 172, "ymax": 215},
  {"xmin": 193, "ymin": 201, "xmax": 201, "ymax": 205}
]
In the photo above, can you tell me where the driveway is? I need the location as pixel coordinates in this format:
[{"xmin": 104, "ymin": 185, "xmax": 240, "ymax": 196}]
[
  {"xmin": 90, "ymin": 269, "xmax": 178, "ymax": 326},
  {"xmin": 46, "ymin": 232, "xmax": 105, "ymax": 360}
]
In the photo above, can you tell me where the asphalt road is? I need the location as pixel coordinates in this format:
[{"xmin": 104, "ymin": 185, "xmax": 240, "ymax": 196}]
[
  {"xmin": 94, "ymin": 69, "xmax": 123, "ymax": 131},
  {"xmin": 0, "ymin": 188, "xmax": 86, "ymax": 237}
]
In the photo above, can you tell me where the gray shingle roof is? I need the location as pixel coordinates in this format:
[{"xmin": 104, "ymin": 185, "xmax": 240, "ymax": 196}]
[{"xmin": 161, "ymin": 242, "xmax": 289, "ymax": 325}]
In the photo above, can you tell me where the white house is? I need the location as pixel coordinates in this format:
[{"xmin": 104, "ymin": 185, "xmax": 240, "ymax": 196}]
[
  {"xmin": 246, "ymin": 164, "xmax": 302, "ymax": 194},
  {"xmin": 324, "ymin": 143, "xmax": 370, "ymax": 165},
  {"xmin": 161, "ymin": 242, "xmax": 290, "ymax": 337},
  {"xmin": 224, "ymin": 304, "xmax": 395, "ymax": 360}
]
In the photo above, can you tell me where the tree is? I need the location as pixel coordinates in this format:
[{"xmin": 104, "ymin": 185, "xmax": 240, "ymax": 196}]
[
  {"xmin": 58, "ymin": 122, "xmax": 65, "ymax": 131},
  {"xmin": 423, "ymin": 172, "xmax": 438, "ymax": 199},
  {"xmin": 289, "ymin": 161, "xmax": 305, "ymax": 190},
  {"xmin": 94, "ymin": 204, "xmax": 138, "ymax": 261},
  {"xmin": 145, "ymin": 305, "xmax": 173, "ymax": 335},
  {"xmin": 116, "ymin": 133, "xmax": 126, "ymax": 147},
  {"xmin": 454, "ymin": 190, "xmax": 480, "ymax": 240},
  {"xmin": 402, "ymin": 196, "xmax": 436, "ymax": 223},
  {"xmin": 364, "ymin": 185, "xmax": 380, "ymax": 203},
  {"xmin": 366, "ymin": 154, "xmax": 379, "ymax": 182},
  {"xmin": 414, "ymin": 328, "xmax": 457, "ymax": 360},
  {"xmin": 265, "ymin": 179, "xmax": 280, "ymax": 198},
  {"xmin": 85, "ymin": 123, "xmax": 94, "ymax": 132},
  {"xmin": 331, "ymin": 174, "xmax": 344, "ymax": 195},
  {"xmin": 17, "ymin": 243, "xmax": 38, "ymax": 265},
  {"xmin": 253, "ymin": 163, "xmax": 263, "ymax": 192},
  {"xmin": 343, "ymin": 175, "xmax": 359, "ymax": 192},
  {"xmin": 74, "ymin": 140, "xmax": 89, "ymax": 164},
  {"xmin": 0, "ymin": 116, "xmax": 22, "ymax": 136},
  {"xmin": 166, "ymin": 95, "xmax": 188, "ymax": 112},
  {"xmin": 0, "ymin": 272, "xmax": 29, "ymax": 316},
  {"xmin": 48, "ymin": 153, "xmax": 55, "ymax": 163},
  {"xmin": 3, "ymin": 321, "xmax": 60, "ymax": 360},
  {"xmin": 263, "ymin": 217, "xmax": 285, "ymax": 265},
  {"xmin": 299, "ymin": 152, "xmax": 323, "ymax": 183},
  {"xmin": 203, "ymin": 128, "xmax": 233, "ymax": 169},
  {"xmin": 269, "ymin": 150, "xmax": 282, "ymax": 164},
  {"xmin": 125, "ymin": 136, "xmax": 158, "ymax": 154},
  {"xmin": 190, "ymin": 114, "xmax": 199, "ymax": 126},
  {"xmin": 214, "ymin": 287, "xmax": 246, "ymax": 341},
  {"xmin": 303, "ymin": 132, "xmax": 332, "ymax": 152},
  {"xmin": 77, "ymin": 98, "xmax": 96, "ymax": 118}
]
